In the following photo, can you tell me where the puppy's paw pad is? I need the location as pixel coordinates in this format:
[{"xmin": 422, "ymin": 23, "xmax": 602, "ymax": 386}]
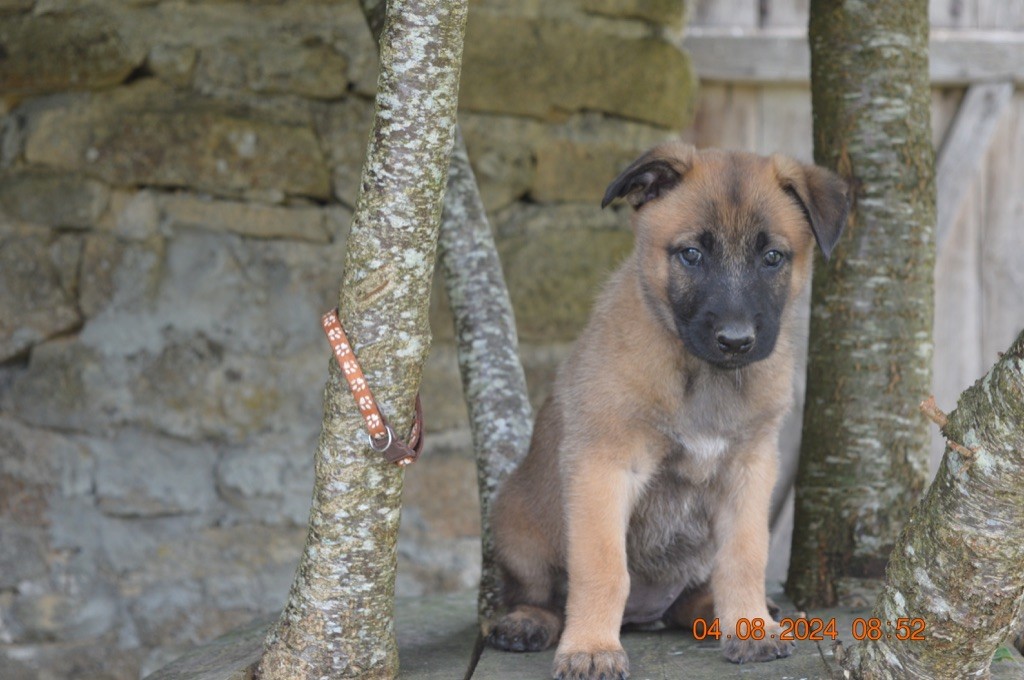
[
  {"xmin": 722, "ymin": 633, "xmax": 795, "ymax": 664},
  {"xmin": 552, "ymin": 647, "xmax": 629, "ymax": 680},
  {"xmin": 488, "ymin": 610, "xmax": 559, "ymax": 652}
]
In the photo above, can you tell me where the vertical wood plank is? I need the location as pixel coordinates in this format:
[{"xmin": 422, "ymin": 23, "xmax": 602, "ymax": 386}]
[
  {"xmin": 931, "ymin": 177, "xmax": 985, "ymax": 473},
  {"xmin": 688, "ymin": 0, "xmax": 758, "ymax": 27},
  {"xmin": 682, "ymin": 83, "xmax": 761, "ymax": 149},
  {"xmin": 762, "ymin": 0, "xmax": 810, "ymax": 28},
  {"xmin": 930, "ymin": 0, "xmax": 978, "ymax": 28},
  {"xmin": 935, "ymin": 82, "xmax": 1014, "ymax": 252},
  {"xmin": 977, "ymin": 0, "xmax": 1024, "ymax": 28},
  {"xmin": 758, "ymin": 85, "xmax": 813, "ymax": 157},
  {"xmin": 980, "ymin": 92, "xmax": 1024, "ymax": 361},
  {"xmin": 931, "ymin": 87, "xmax": 965, "ymax": 151}
]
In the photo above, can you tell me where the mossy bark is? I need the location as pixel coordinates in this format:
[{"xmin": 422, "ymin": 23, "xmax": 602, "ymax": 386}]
[
  {"xmin": 254, "ymin": 1, "xmax": 468, "ymax": 678},
  {"xmin": 357, "ymin": 0, "xmax": 534, "ymax": 631},
  {"xmin": 841, "ymin": 330, "xmax": 1024, "ymax": 678},
  {"xmin": 787, "ymin": 0, "xmax": 936, "ymax": 608}
]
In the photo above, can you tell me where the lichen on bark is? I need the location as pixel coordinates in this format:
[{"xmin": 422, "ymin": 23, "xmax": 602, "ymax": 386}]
[
  {"xmin": 254, "ymin": 1, "xmax": 469, "ymax": 678},
  {"xmin": 788, "ymin": 0, "xmax": 936, "ymax": 609},
  {"xmin": 841, "ymin": 330, "xmax": 1024, "ymax": 678},
  {"xmin": 437, "ymin": 129, "xmax": 534, "ymax": 628}
]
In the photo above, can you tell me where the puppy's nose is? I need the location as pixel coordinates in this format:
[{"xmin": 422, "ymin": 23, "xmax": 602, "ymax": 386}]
[{"xmin": 716, "ymin": 324, "xmax": 755, "ymax": 355}]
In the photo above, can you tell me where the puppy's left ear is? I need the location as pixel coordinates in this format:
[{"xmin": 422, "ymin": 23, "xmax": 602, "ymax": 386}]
[
  {"xmin": 602, "ymin": 144, "xmax": 693, "ymax": 210},
  {"xmin": 774, "ymin": 157, "xmax": 850, "ymax": 261}
]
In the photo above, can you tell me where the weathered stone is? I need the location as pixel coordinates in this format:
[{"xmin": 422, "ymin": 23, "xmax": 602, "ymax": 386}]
[
  {"xmin": 159, "ymin": 193, "xmax": 331, "ymax": 243},
  {"xmin": 398, "ymin": 435, "xmax": 482, "ymax": 596},
  {"xmin": 147, "ymin": 44, "xmax": 197, "ymax": 87},
  {"xmin": 459, "ymin": 113, "xmax": 541, "ymax": 211},
  {"xmin": 0, "ymin": 11, "xmax": 144, "ymax": 95},
  {"xmin": 96, "ymin": 190, "xmax": 161, "ymax": 240},
  {"xmin": 312, "ymin": 97, "xmax": 376, "ymax": 208},
  {"xmin": 0, "ymin": 525, "xmax": 47, "ymax": 589},
  {"xmin": 582, "ymin": 0, "xmax": 686, "ymax": 27},
  {"xmin": 195, "ymin": 39, "xmax": 348, "ymax": 99},
  {"xmin": 0, "ymin": 637, "xmax": 145, "ymax": 680},
  {"xmin": 0, "ymin": 233, "xmax": 81, "ymax": 361},
  {"xmin": 80, "ymin": 232, "xmax": 163, "ymax": 318},
  {"xmin": 24, "ymin": 83, "xmax": 331, "ymax": 200},
  {"xmin": 530, "ymin": 114, "xmax": 673, "ymax": 203},
  {"xmin": 461, "ymin": 12, "xmax": 696, "ymax": 128},
  {"xmin": 216, "ymin": 433, "xmax": 316, "ymax": 527},
  {"xmin": 9, "ymin": 239, "xmax": 335, "ymax": 443},
  {"xmin": 419, "ymin": 344, "xmax": 470, "ymax": 433},
  {"xmin": 90, "ymin": 429, "xmax": 218, "ymax": 518},
  {"xmin": 496, "ymin": 204, "xmax": 634, "ymax": 341},
  {"xmin": 0, "ymin": 170, "xmax": 109, "ymax": 227},
  {"xmin": 0, "ymin": 0, "xmax": 34, "ymax": 11}
]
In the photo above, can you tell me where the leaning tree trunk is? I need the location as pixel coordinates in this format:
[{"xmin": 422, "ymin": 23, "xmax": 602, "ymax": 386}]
[
  {"xmin": 841, "ymin": 330, "xmax": 1024, "ymax": 678},
  {"xmin": 787, "ymin": 0, "xmax": 936, "ymax": 608},
  {"xmin": 357, "ymin": 0, "xmax": 534, "ymax": 631},
  {"xmin": 255, "ymin": 1, "xmax": 468, "ymax": 678},
  {"xmin": 437, "ymin": 131, "xmax": 534, "ymax": 628}
]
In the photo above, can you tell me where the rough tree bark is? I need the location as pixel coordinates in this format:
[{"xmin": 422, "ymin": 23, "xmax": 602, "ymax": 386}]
[
  {"xmin": 787, "ymin": 0, "xmax": 936, "ymax": 608},
  {"xmin": 254, "ymin": 1, "xmax": 468, "ymax": 678},
  {"xmin": 437, "ymin": 131, "xmax": 534, "ymax": 628},
  {"xmin": 840, "ymin": 330, "xmax": 1024, "ymax": 678},
  {"xmin": 358, "ymin": 0, "xmax": 534, "ymax": 631}
]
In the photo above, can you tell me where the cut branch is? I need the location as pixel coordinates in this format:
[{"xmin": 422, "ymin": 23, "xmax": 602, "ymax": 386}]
[{"xmin": 842, "ymin": 330, "xmax": 1024, "ymax": 678}]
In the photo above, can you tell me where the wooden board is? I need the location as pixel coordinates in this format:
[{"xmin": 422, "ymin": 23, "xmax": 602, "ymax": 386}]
[{"xmin": 682, "ymin": 28, "xmax": 1024, "ymax": 86}]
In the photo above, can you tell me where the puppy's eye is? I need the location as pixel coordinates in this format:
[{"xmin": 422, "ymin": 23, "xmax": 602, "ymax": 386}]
[
  {"xmin": 763, "ymin": 250, "xmax": 784, "ymax": 267},
  {"xmin": 678, "ymin": 248, "xmax": 703, "ymax": 267}
]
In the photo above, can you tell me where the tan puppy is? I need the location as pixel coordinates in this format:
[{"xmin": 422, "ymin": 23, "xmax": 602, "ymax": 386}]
[{"xmin": 487, "ymin": 142, "xmax": 848, "ymax": 679}]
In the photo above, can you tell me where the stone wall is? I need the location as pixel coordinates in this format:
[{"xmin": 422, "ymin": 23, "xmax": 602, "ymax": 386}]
[{"xmin": 0, "ymin": 1, "xmax": 695, "ymax": 677}]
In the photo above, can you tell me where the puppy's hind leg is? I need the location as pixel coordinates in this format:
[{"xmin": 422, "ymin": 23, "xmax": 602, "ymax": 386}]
[
  {"xmin": 488, "ymin": 475, "xmax": 565, "ymax": 652},
  {"xmin": 488, "ymin": 552, "xmax": 564, "ymax": 652}
]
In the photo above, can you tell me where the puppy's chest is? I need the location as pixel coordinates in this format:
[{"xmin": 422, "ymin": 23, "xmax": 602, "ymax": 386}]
[{"xmin": 657, "ymin": 406, "xmax": 748, "ymax": 484}]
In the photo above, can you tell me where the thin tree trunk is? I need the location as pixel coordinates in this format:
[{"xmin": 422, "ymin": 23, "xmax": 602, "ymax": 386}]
[
  {"xmin": 255, "ymin": 1, "xmax": 468, "ymax": 678},
  {"xmin": 357, "ymin": 0, "xmax": 534, "ymax": 631},
  {"xmin": 841, "ymin": 330, "xmax": 1024, "ymax": 678},
  {"xmin": 787, "ymin": 0, "xmax": 936, "ymax": 608},
  {"xmin": 437, "ymin": 130, "xmax": 533, "ymax": 629}
]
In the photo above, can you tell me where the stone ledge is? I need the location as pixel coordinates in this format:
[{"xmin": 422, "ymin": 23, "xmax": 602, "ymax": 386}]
[{"xmin": 144, "ymin": 591, "xmax": 1024, "ymax": 679}]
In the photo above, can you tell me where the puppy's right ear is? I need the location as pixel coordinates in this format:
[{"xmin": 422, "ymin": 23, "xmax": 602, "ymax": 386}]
[{"xmin": 601, "ymin": 147, "xmax": 691, "ymax": 209}]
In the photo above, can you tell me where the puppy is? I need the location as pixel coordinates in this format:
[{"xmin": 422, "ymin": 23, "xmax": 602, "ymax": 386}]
[{"xmin": 487, "ymin": 142, "xmax": 848, "ymax": 679}]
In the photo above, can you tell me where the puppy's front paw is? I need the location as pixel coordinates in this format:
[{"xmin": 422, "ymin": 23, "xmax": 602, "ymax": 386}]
[
  {"xmin": 721, "ymin": 626, "xmax": 795, "ymax": 664},
  {"xmin": 552, "ymin": 647, "xmax": 629, "ymax": 680}
]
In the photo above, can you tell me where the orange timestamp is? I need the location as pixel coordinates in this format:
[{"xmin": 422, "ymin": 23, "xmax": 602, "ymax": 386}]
[{"xmin": 690, "ymin": 617, "xmax": 927, "ymax": 642}]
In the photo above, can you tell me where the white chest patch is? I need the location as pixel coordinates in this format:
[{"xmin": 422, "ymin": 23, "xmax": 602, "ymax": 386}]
[{"xmin": 681, "ymin": 434, "xmax": 730, "ymax": 462}]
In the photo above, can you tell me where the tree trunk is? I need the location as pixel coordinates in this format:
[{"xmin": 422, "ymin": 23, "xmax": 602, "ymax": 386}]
[
  {"xmin": 437, "ymin": 130, "xmax": 534, "ymax": 629},
  {"xmin": 356, "ymin": 0, "xmax": 534, "ymax": 631},
  {"xmin": 840, "ymin": 330, "xmax": 1024, "ymax": 678},
  {"xmin": 254, "ymin": 1, "xmax": 468, "ymax": 678},
  {"xmin": 787, "ymin": 0, "xmax": 936, "ymax": 609}
]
